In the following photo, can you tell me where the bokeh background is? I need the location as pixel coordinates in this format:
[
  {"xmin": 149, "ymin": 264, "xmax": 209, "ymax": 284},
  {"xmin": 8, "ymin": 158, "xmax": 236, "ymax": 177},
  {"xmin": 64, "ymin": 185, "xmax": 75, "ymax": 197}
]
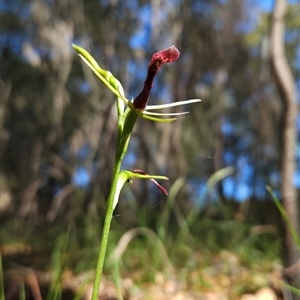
[{"xmin": 1, "ymin": 0, "xmax": 299, "ymax": 299}]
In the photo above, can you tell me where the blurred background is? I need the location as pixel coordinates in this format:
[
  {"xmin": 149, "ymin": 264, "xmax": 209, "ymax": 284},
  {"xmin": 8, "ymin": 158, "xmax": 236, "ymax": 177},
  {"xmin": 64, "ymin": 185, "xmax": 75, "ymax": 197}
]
[{"xmin": 1, "ymin": 0, "xmax": 299, "ymax": 299}]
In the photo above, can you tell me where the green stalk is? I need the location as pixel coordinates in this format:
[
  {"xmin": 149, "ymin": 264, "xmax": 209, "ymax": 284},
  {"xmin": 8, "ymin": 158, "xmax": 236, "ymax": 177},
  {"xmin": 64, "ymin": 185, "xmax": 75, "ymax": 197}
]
[
  {"xmin": 91, "ymin": 159, "xmax": 122, "ymax": 300},
  {"xmin": 91, "ymin": 109, "xmax": 138, "ymax": 300}
]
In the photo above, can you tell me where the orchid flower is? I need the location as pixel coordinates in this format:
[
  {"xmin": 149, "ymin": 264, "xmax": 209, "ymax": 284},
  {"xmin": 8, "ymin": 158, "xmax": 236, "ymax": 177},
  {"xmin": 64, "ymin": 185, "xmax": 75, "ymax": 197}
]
[
  {"xmin": 72, "ymin": 44, "xmax": 201, "ymax": 123},
  {"xmin": 72, "ymin": 44, "xmax": 201, "ymax": 300}
]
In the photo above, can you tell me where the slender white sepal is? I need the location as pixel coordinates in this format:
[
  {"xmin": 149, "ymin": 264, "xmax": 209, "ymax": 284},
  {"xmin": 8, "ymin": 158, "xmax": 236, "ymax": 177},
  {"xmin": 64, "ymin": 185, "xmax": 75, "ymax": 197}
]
[
  {"xmin": 143, "ymin": 111, "xmax": 190, "ymax": 116},
  {"xmin": 146, "ymin": 99, "xmax": 201, "ymax": 110}
]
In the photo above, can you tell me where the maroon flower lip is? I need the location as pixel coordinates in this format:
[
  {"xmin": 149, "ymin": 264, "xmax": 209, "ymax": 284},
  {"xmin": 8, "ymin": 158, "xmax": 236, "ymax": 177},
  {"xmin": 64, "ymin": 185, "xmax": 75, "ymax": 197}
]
[{"xmin": 133, "ymin": 46, "xmax": 180, "ymax": 111}]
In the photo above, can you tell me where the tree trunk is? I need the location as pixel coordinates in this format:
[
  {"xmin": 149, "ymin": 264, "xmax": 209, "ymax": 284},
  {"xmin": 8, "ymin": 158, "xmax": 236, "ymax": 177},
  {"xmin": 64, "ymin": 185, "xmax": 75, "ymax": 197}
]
[{"xmin": 270, "ymin": 0, "xmax": 299, "ymax": 296}]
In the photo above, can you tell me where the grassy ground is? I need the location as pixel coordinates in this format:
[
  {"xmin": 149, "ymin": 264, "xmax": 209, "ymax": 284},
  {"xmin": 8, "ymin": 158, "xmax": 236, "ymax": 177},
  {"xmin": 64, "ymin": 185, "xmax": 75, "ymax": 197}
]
[{"xmin": 1, "ymin": 205, "xmax": 284, "ymax": 300}]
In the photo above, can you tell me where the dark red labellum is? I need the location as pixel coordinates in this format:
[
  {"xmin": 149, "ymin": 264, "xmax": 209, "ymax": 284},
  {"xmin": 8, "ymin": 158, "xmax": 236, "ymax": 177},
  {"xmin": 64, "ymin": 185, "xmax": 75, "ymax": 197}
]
[{"xmin": 133, "ymin": 46, "xmax": 180, "ymax": 111}]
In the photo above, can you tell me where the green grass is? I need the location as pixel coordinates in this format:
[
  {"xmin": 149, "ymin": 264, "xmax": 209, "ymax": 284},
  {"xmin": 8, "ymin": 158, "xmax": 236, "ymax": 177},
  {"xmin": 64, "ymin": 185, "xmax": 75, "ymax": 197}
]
[
  {"xmin": 1, "ymin": 215, "xmax": 281, "ymax": 299},
  {"xmin": 46, "ymin": 226, "xmax": 71, "ymax": 300},
  {"xmin": 1, "ymin": 183, "xmax": 287, "ymax": 299},
  {"xmin": 267, "ymin": 185, "xmax": 300, "ymax": 297}
]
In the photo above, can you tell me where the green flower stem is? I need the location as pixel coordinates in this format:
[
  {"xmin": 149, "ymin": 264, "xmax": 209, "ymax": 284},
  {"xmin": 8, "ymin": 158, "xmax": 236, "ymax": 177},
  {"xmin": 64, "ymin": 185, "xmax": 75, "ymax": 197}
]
[
  {"xmin": 91, "ymin": 109, "xmax": 138, "ymax": 300},
  {"xmin": 116, "ymin": 109, "xmax": 138, "ymax": 160},
  {"xmin": 91, "ymin": 160, "xmax": 122, "ymax": 300}
]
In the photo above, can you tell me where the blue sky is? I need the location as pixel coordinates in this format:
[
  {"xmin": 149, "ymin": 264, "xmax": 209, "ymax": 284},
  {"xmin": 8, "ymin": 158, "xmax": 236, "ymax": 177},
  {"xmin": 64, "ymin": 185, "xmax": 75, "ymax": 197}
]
[{"xmin": 254, "ymin": 0, "xmax": 299, "ymax": 11}]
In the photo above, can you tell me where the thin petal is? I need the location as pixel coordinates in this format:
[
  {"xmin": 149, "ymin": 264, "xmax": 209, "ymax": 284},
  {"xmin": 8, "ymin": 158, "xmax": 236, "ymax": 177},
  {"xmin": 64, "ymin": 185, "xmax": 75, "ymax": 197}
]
[
  {"xmin": 78, "ymin": 54, "xmax": 131, "ymax": 106},
  {"xmin": 143, "ymin": 111, "xmax": 190, "ymax": 116},
  {"xmin": 150, "ymin": 179, "xmax": 168, "ymax": 195},
  {"xmin": 73, "ymin": 45, "xmax": 134, "ymax": 110},
  {"xmin": 141, "ymin": 114, "xmax": 177, "ymax": 122},
  {"xmin": 132, "ymin": 170, "xmax": 168, "ymax": 195},
  {"xmin": 146, "ymin": 99, "xmax": 202, "ymax": 110}
]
